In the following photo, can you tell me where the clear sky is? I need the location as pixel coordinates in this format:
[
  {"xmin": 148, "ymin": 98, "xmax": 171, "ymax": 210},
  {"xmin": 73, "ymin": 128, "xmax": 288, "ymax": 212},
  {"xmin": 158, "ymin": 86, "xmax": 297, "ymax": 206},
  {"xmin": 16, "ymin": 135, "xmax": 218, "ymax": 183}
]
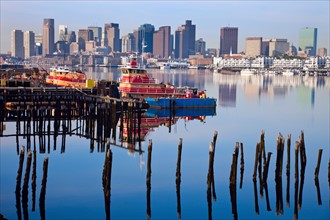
[{"xmin": 1, "ymin": 0, "xmax": 329, "ymax": 54}]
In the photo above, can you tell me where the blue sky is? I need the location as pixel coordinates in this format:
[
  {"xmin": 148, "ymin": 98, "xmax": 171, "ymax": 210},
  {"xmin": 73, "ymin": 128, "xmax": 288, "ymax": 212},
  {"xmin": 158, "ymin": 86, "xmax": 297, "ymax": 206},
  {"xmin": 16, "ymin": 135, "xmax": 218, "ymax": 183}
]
[{"xmin": 1, "ymin": 0, "xmax": 329, "ymax": 53}]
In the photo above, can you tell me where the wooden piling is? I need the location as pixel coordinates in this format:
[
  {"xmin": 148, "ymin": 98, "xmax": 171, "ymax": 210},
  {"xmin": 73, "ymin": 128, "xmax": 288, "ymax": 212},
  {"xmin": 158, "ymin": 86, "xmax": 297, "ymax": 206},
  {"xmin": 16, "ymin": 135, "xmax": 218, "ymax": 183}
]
[
  {"xmin": 146, "ymin": 139, "xmax": 152, "ymax": 220},
  {"xmin": 314, "ymin": 149, "xmax": 323, "ymax": 179},
  {"xmin": 176, "ymin": 138, "xmax": 182, "ymax": 219},
  {"xmin": 32, "ymin": 150, "xmax": 37, "ymax": 211},
  {"xmin": 286, "ymin": 134, "xmax": 291, "ymax": 208},
  {"xmin": 22, "ymin": 150, "xmax": 32, "ymax": 219},
  {"xmin": 39, "ymin": 157, "xmax": 49, "ymax": 220},
  {"xmin": 239, "ymin": 142, "xmax": 244, "ymax": 189},
  {"xmin": 207, "ymin": 142, "xmax": 214, "ymax": 220},
  {"xmin": 252, "ymin": 143, "xmax": 260, "ymax": 181},
  {"xmin": 229, "ymin": 143, "xmax": 239, "ymax": 219},
  {"xmin": 294, "ymin": 141, "xmax": 299, "ymax": 220},
  {"xmin": 15, "ymin": 147, "xmax": 25, "ymax": 220}
]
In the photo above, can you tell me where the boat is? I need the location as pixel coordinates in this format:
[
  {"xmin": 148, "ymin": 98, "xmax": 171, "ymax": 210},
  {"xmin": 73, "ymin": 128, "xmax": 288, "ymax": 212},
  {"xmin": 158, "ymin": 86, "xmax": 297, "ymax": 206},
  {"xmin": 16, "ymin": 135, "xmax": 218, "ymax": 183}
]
[
  {"xmin": 145, "ymin": 94, "xmax": 217, "ymax": 109},
  {"xmin": 240, "ymin": 68, "xmax": 257, "ymax": 75},
  {"xmin": 119, "ymin": 56, "xmax": 194, "ymax": 99},
  {"xmin": 45, "ymin": 66, "xmax": 92, "ymax": 88},
  {"xmin": 160, "ymin": 63, "xmax": 171, "ymax": 70},
  {"xmin": 145, "ymin": 107, "xmax": 216, "ymax": 118},
  {"xmin": 119, "ymin": 55, "xmax": 217, "ymax": 109},
  {"xmin": 282, "ymin": 69, "xmax": 295, "ymax": 76}
]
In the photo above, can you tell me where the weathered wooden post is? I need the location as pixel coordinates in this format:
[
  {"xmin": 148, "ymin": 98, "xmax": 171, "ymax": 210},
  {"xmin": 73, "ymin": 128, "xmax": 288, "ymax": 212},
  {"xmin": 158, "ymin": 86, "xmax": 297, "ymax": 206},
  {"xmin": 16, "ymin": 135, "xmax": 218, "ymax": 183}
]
[
  {"xmin": 207, "ymin": 141, "xmax": 214, "ymax": 220},
  {"xmin": 32, "ymin": 150, "xmax": 37, "ymax": 211},
  {"xmin": 239, "ymin": 142, "xmax": 244, "ymax": 189},
  {"xmin": 102, "ymin": 142, "xmax": 112, "ymax": 220},
  {"xmin": 229, "ymin": 143, "xmax": 239, "ymax": 220},
  {"xmin": 252, "ymin": 143, "xmax": 260, "ymax": 181},
  {"xmin": 39, "ymin": 157, "xmax": 49, "ymax": 220},
  {"xmin": 15, "ymin": 147, "xmax": 25, "ymax": 220},
  {"xmin": 294, "ymin": 141, "xmax": 299, "ymax": 220},
  {"xmin": 286, "ymin": 134, "xmax": 291, "ymax": 208},
  {"xmin": 176, "ymin": 138, "xmax": 183, "ymax": 219},
  {"xmin": 22, "ymin": 151, "xmax": 32, "ymax": 219},
  {"xmin": 146, "ymin": 139, "xmax": 152, "ymax": 220},
  {"xmin": 314, "ymin": 149, "xmax": 323, "ymax": 179}
]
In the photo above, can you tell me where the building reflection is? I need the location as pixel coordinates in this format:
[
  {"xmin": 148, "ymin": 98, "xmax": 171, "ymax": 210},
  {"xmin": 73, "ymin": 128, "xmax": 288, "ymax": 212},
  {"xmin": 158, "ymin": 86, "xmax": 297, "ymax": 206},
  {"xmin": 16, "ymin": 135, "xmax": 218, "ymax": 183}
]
[{"xmin": 213, "ymin": 73, "xmax": 329, "ymax": 108}]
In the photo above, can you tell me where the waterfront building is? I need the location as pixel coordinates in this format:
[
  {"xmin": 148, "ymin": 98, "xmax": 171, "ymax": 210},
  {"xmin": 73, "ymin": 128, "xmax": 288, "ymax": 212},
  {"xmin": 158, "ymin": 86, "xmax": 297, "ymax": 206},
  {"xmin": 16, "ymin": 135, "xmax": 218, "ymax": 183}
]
[
  {"xmin": 121, "ymin": 33, "xmax": 136, "ymax": 53},
  {"xmin": 42, "ymin": 18, "xmax": 55, "ymax": 57},
  {"xmin": 299, "ymin": 27, "xmax": 317, "ymax": 56},
  {"xmin": 195, "ymin": 38, "xmax": 206, "ymax": 55},
  {"xmin": 59, "ymin": 25, "xmax": 68, "ymax": 41},
  {"xmin": 175, "ymin": 20, "xmax": 196, "ymax": 59},
  {"xmin": 88, "ymin": 26, "xmax": 102, "ymax": 46},
  {"xmin": 78, "ymin": 29, "xmax": 93, "ymax": 52},
  {"xmin": 11, "ymin": 29, "xmax": 24, "ymax": 59},
  {"xmin": 269, "ymin": 39, "xmax": 289, "ymax": 56},
  {"xmin": 104, "ymin": 23, "xmax": 120, "ymax": 52},
  {"xmin": 317, "ymin": 48, "xmax": 327, "ymax": 57},
  {"xmin": 153, "ymin": 26, "xmax": 171, "ymax": 58},
  {"xmin": 138, "ymin": 24, "xmax": 155, "ymax": 53},
  {"xmin": 24, "ymin": 31, "xmax": 35, "ymax": 59},
  {"xmin": 245, "ymin": 37, "xmax": 262, "ymax": 58},
  {"xmin": 220, "ymin": 27, "xmax": 238, "ymax": 56}
]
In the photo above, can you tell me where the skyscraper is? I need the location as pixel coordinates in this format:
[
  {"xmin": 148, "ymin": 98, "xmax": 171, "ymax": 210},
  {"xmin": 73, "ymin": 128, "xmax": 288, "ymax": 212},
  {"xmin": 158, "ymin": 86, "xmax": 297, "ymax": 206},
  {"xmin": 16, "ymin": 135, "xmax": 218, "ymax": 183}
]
[
  {"xmin": 175, "ymin": 20, "xmax": 196, "ymax": 59},
  {"xmin": 42, "ymin": 18, "xmax": 55, "ymax": 56},
  {"xmin": 299, "ymin": 27, "xmax": 317, "ymax": 56},
  {"xmin": 59, "ymin": 25, "xmax": 68, "ymax": 41},
  {"xmin": 153, "ymin": 26, "xmax": 171, "ymax": 58},
  {"xmin": 24, "ymin": 31, "xmax": 35, "ymax": 59},
  {"xmin": 138, "ymin": 24, "xmax": 155, "ymax": 53},
  {"xmin": 104, "ymin": 23, "xmax": 120, "ymax": 52},
  {"xmin": 195, "ymin": 38, "xmax": 206, "ymax": 55},
  {"xmin": 78, "ymin": 29, "xmax": 93, "ymax": 52},
  {"xmin": 88, "ymin": 26, "xmax": 102, "ymax": 46},
  {"xmin": 220, "ymin": 27, "xmax": 238, "ymax": 56},
  {"xmin": 121, "ymin": 33, "xmax": 135, "ymax": 53},
  {"xmin": 245, "ymin": 37, "xmax": 262, "ymax": 57},
  {"xmin": 11, "ymin": 29, "xmax": 24, "ymax": 59}
]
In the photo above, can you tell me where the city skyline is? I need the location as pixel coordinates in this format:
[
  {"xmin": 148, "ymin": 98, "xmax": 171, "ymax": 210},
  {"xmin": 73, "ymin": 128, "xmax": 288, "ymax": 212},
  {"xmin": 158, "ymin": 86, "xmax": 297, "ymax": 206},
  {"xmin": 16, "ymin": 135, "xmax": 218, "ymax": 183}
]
[{"xmin": 1, "ymin": 1, "xmax": 329, "ymax": 54}]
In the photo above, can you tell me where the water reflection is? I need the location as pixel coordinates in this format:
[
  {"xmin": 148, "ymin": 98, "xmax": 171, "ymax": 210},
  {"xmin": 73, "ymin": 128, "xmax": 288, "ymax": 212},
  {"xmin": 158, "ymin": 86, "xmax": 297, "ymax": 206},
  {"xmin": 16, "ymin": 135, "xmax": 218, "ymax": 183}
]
[
  {"xmin": 1, "ymin": 68, "xmax": 329, "ymax": 219},
  {"xmin": 214, "ymin": 74, "xmax": 329, "ymax": 108}
]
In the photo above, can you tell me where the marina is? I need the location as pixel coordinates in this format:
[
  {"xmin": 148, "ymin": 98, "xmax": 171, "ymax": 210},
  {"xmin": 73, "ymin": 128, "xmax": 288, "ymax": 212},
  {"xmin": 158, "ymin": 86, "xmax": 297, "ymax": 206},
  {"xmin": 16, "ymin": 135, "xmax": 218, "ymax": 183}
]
[{"xmin": 0, "ymin": 67, "xmax": 329, "ymax": 219}]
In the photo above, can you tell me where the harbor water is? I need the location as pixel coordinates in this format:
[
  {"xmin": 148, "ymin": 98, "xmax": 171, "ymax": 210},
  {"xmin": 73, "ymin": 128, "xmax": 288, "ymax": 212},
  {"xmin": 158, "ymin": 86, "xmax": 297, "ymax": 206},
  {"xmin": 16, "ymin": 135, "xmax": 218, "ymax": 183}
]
[{"xmin": 0, "ymin": 67, "xmax": 329, "ymax": 219}]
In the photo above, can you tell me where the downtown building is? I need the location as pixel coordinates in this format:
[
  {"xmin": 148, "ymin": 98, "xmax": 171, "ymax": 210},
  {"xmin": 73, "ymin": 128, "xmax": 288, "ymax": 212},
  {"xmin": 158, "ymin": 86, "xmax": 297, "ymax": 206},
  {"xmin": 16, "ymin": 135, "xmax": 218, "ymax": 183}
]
[
  {"xmin": 153, "ymin": 26, "xmax": 172, "ymax": 58},
  {"xmin": 137, "ymin": 24, "xmax": 155, "ymax": 54},
  {"xmin": 104, "ymin": 23, "xmax": 120, "ymax": 52},
  {"xmin": 220, "ymin": 27, "xmax": 238, "ymax": 56},
  {"xmin": 11, "ymin": 29, "xmax": 24, "ymax": 59},
  {"xmin": 42, "ymin": 18, "xmax": 55, "ymax": 57},
  {"xmin": 121, "ymin": 33, "xmax": 136, "ymax": 53},
  {"xmin": 78, "ymin": 29, "xmax": 93, "ymax": 52},
  {"xmin": 175, "ymin": 20, "xmax": 196, "ymax": 59},
  {"xmin": 24, "ymin": 31, "xmax": 35, "ymax": 59},
  {"xmin": 299, "ymin": 27, "xmax": 317, "ymax": 56},
  {"xmin": 245, "ymin": 37, "xmax": 262, "ymax": 57},
  {"xmin": 88, "ymin": 26, "xmax": 102, "ymax": 46}
]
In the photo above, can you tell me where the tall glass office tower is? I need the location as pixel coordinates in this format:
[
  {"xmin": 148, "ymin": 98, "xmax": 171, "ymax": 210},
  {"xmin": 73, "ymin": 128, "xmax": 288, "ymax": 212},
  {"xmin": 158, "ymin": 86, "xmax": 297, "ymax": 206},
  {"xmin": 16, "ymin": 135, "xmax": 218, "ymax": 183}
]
[{"xmin": 299, "ymin": 27, "xmax": 317, "ymax": 56}]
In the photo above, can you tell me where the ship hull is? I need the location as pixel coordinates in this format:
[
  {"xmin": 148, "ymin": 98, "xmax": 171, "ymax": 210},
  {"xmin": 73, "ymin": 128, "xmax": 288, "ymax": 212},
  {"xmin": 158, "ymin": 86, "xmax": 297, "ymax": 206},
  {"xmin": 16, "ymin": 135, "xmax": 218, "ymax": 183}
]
[{"xmin": 146, "ymin": 97, "xmax": 217, "ymax": 109}]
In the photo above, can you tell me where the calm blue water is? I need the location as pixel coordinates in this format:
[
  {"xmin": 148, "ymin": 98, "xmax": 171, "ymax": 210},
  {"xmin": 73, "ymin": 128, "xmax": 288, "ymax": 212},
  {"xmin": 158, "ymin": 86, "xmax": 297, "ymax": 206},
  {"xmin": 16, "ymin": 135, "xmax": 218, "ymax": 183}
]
[{"xmin": 1, "ymin": 68, "xmax": 329, "ymax": 219}]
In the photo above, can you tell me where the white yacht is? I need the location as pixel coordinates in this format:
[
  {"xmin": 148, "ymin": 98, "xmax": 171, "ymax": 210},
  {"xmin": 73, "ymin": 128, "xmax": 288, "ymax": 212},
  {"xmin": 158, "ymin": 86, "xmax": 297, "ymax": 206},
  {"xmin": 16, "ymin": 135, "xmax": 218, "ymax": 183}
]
[{"xmin": 240, "ymin": 68, "xmax": 256, "ymax": 75}]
